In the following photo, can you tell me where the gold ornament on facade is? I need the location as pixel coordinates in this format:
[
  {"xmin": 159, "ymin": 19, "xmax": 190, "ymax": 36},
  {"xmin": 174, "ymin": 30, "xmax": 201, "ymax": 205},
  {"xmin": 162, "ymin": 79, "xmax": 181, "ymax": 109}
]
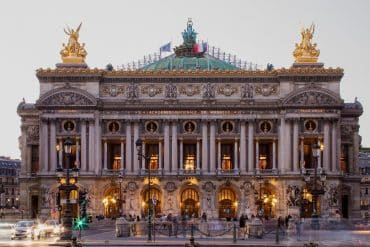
[
  {"xmin": 293, "ymin": 24, "xmax": 320, "ymax": 63},
  {"xmin": 60, "ymin": 23, "xmax": 87, "ymax": 64}
]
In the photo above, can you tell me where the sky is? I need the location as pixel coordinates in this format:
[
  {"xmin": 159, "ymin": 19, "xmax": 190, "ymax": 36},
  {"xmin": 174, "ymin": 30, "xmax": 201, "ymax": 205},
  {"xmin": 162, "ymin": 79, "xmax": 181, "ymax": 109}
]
[{"xmin": 0, "ymin": 0, "xmax": 369, "ymax": 159}]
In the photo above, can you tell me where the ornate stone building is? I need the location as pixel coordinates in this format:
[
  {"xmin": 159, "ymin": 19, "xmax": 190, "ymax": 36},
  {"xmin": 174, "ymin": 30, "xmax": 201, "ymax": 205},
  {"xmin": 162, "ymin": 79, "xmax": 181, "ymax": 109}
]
[{"xmin": 18, "ymin": 20, "xmax": 363, "ymax": 220}]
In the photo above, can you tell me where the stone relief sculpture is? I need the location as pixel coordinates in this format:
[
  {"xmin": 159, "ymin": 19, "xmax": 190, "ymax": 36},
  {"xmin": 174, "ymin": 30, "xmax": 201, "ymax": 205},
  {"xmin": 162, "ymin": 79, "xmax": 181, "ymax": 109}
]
[
  {"xmin": 101, "ymin": 85, "xmax": 125, "ymax": 97},
  {"xmin": 179, "ymin": 84, "xmax": 201, "ymax": 96},
  {"xmin": 217, "ymin": 84, "xmax": 237, "ymax": 96},
  {"xmin": 43, "ymin": 92, "xmax": 94, "ymax": 106},
  {"xmin": 326, "ymin": 184, "xmax": 339, "ymax": 207},
  {"xmin": 142, "ymin": 85, "xmax": 162, "ymax": 97},
  {"xmin": 126, "ymin": 82, "xmax": 139, "ymax": 99},
  {"xmin": 202, "ymin": 181, "xmax": 215, "ymax": 193},
  {"xmin": 202, "ymin": 82, "xmax": 215, "ymax": 99},
  {"xmin": 241, "ymin": 84, "xmax": 253, "ymax": 99},
  {"xmin": 254, "ymin": 84, "xmax": 278, "ymax": 97},
  {"xmin": 286, "ymin": 185, "xmax": 301, "ymax": 207},
  {"xmin": 286, "ymin": 91, "xmax": 337, "ymax": 105},
  {"xmin": 40, "ymin": 185, "xmax": 50, "ymax": 209},
  {"xmin": 26, "ymin": 126, "xmax": 39, "ymax": 143},
  {"xmin": 165, "ymin": 83, "xmax": 177, "ymax": 98}
]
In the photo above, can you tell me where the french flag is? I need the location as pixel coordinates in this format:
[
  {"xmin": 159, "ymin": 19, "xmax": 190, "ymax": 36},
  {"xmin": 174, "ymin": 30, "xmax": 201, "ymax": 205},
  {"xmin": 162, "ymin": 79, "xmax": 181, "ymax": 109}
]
[{"xmin": 194, "ymin": 42, "xmax": 207, "ymax": 53}]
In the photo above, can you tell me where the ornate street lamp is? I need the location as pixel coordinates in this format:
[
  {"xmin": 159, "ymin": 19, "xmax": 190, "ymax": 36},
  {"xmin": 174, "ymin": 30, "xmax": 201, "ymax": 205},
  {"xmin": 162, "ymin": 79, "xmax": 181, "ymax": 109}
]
[
  {"xmin": 118, "ymin": 174, "xmax": 123, "ymax": 216},
  {"xmin": 135, "ymin": 138, "xmax": 152, "ymax": 241},
  {"xmin": 310, "ymin": 142, "xmax": 325, "ymax": 230},
  {"xmin": 57, "ymin": 137, "xmax": 80, "ymax": 240}
]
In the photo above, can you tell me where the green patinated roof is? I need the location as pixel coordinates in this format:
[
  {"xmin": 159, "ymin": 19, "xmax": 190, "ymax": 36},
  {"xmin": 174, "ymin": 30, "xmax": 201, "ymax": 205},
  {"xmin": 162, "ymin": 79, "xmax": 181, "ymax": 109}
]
[{"xmin": 140, "ymin": 54, "xmax": 240, "ymax": 71}]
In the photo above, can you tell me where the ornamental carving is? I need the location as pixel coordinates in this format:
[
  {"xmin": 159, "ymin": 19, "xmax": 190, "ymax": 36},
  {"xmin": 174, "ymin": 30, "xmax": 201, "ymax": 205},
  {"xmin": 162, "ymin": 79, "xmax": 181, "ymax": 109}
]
[
  {"xmin": 285, "ymin": 91, "xmax": 338, "ymax": 105},
  {"xmin": 164, "ymin": 182, "xmax": 177, "ymax": 192},
  {"xmin": 26, "ymin": 126, "xmax": 39, "ymax": 142},
  {"xmin": 254, "ymin": 84, "xmax": 278, "ymax": 96},
  {"xmin": 202, "ymin": 82, "xmax": 215, "ymax": 99},
  {"xmin": 179, "ymin": 84, "xmax": 200, "ymax": 96},
  {"xmin": 101, "ymin": 85, "xmax": 125, "ymax": 97},
  {"xmin": 202, "ymin": 181, "xmax": 215, "ymax": 192},
  {"xmin": 241, "ymin": 84, "xmax": 253, "ymax": 99},
  {"xmin": 240, "ymin": 181, "xmax": 253, "ymax": 196},
  {"xmin": 165, "ymin": 83, "xmax": 177, "ymax": 98},
  {"xmin": 217, "ymin": 84, "xmax": 237, "ymax": 96},
  {"xmin": 42, "ymin": 92, "xmax": 94, "ymax": 106},
  {"xmin": 141, "ymin": 85, "xmax": 162, "ymax": 97},
  {"xmin": 326, "ymin": 184, "xmax": 339, "ymax": 207},
  {"xmin": 126, "ymin": 82, "xmax": 139, "ymax": 99},
  {"xmin": 287, "ymin": 185, "xmax": 301, "ymax": 207},
  {"xmin": 341, "ymin": 125, "xmax": 353, "ymax": 136},
  {"xmin": 127, "ymin": 181, "xmax": 138, "ymax": 192}
]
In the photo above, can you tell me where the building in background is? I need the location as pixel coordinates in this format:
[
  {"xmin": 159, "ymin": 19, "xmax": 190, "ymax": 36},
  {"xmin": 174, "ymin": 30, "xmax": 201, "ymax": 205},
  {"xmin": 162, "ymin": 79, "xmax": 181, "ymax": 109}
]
[
  {"xmin": 0, "ymin": 156, "xmax": 20, "ymax": 209},
  {"xmin": 359, "ymin": 148, "xmax": 370, "ymax": 218},
  {"xmin": 17, "ymin": 20, "xmax": 363, "ymax": 220}
]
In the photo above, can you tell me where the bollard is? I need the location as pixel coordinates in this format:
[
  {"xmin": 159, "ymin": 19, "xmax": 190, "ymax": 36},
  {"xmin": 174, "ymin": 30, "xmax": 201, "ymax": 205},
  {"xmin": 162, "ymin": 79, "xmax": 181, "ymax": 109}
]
[
  {"xmin": 275, "ymin": 223, "xmax": 280, "ymax": 244},
  {"xmin": 233, "ymin": 223, "xmax": 237, "ymax": 243},
  {"xmin": 185, "ymin": 224, "xmax": 199, "ymax": 247}
]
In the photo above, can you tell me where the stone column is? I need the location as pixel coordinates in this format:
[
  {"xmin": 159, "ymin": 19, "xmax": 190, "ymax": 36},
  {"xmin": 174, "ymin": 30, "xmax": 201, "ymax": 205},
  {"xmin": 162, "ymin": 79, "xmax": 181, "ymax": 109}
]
[
  {"xmin": 196, "ymin": 139, "xmax": 200, "ymax": 170},
  {"xmin": 141, "ymin": 142, "xmax": 146, "ymax": 170},
  {"xmin": 353, "ymin": 127, "xmax": 360, "ymax": 174},
  {"xmin": 293, "ymin": 120, "xmax": 299, "ymax": 172},
  {"xmin": 331, "ymin": 120, "xmax": 337, "ymax": 172},
  {"xmin": 247, "ymin": 121, "xmax": 254, "ymax": 172},
  {"xmin": 240, "ymin": 122, "xmax": 246, "ymax": 173},
  {"xmin": 323, "ymin": 121, "xmax": 330, "ymax": 172},
  {"xmin": 255, "ymin": 139, "xmax": 259, "ymax": 170},
  {"xmin": 125, "ymin": 122, "xmax": 132, "ymax": 173},
  {"xmin": 336, "ymin": 122, "xmax": 341, "ymax": 173},
  {"xmin": 164, "ymin": 122, "xmax": 170, "ymax": 173},
  {"xmin": 285, "ymin": 120, "xmax": 292, "ymax": 172},
  {"xmin": 201, "ymin": 121, "xmax": 208, "ymax": 173},
  {"xmin": 133, "ymin": 122, "xmax": 140, "ymax": 173},
  {"xmin": 40, "ymin": 119, "xmax": 48, "ymax": 172},
  {"xmin": 159, "ymin": 140, "xmax": 162, "ymax": 170},
  {"xmin": 58, "ymin": 139, "xmax": 63, "ymax": 168},
  {"xmin": 234, "ymin": 139, "xmax": 238, "ymax": 170},
  {"xmin": 179, "ymin": 139, "xmax": 183, "ymax": 170},
  {"xmin": 217, "ymin": 139, "xmax": 221, "ymax": 171},
  {"xmin": 75, "ymin": 138, "xmax": 80, "ymax": 167},
  {"xmin": 278, "ymin": 117, "xmax": 286, "ymax": 172},
  {"xmin": 171, "ymin": 122, "xmax": 178, "ymax": 173},
  {"xmin": 89, "ymin": 120, "xmax": 96, "ymax": 173},
  {"xmin": 80, "ymin": 120, "xmax": 87, "ymax": 172},
  {"xmin": 120, "ymin": 139, "xmax": 124, "ymax": 172},
  {"xmin": 273, "ymin": 139, "xmax": 277, "ymax": 170},
  {"xmin": 103, "ymin": 139, "xmax": 108, "ymax": 170},
  {"xmin": 300, "ymin": 137, "xmax": 304, "ymax": 170},
  {"xmin": 210, "ymin": 121, "xmax": 216, "ymax": 173},
  {"xmin": 49, "ymin": 120, "xmax": 57, "ymax": 172}
]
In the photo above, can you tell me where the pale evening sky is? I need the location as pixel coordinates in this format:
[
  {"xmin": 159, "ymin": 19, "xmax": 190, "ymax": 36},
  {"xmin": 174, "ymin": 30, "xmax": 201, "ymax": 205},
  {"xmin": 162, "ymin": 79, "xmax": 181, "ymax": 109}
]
[{"xmin": 0, "ymin": 0, "xmax": 369, "ymax": 159}]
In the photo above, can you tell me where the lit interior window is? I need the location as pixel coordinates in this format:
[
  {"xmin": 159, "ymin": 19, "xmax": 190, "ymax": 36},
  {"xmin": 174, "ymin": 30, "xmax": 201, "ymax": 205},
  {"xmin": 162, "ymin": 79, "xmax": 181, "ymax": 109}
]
[
  {"xmin": 184, "ymin": 154, "xmax": 195, "ymax": 170},
  {"xmin": 222, "ymin": 155, "xmax": 232, "ymax": 170},
  {"xmin": 149, "ymin": 154, "xmax": 159, "ymax": 170}
]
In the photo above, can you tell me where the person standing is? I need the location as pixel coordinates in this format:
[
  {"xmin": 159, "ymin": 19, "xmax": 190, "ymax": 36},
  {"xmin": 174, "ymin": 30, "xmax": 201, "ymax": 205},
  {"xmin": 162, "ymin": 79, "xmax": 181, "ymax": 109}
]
[
  {"xmin": 295, "ymin": 217, "xmax": 302, "ymax": 241},
  {"xmin": 239, "ymin": 214, "xmax": 246, "ymax": 240}
]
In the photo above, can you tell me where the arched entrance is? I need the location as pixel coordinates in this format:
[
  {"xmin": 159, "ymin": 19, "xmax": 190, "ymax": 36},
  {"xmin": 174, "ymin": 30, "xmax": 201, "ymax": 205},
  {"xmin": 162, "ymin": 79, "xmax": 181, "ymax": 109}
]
[
  {"xmin": 218, "ymin": 188, "xmax": 237, "ymax": 219},
  {"xmin": 258, "ymin": 184, "xmax": 277, "ymax": 218},
  {"xmin": 180, "ymin": 188, "xmax": 199, "ymax": 218},
  {"xmin": 102, "ymin": 186, "xmax": 121, "ymax": 218},
  {"xmin": 300, "ymin": 188, "xmax": 313, "ymax": 218},
  {"xmin": 142, "ymin": 187, "xmax": 161, "ymax": 217}
]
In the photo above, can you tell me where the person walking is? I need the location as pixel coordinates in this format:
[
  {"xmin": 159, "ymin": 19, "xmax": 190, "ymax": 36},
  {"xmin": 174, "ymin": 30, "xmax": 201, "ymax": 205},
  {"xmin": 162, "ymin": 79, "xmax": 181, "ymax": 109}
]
[
  {"xmin": 295, "ymin": 217, "xmax": 302, "ymax": 241},
  {"xmin": 239, "ymin": 214, "xmax": 246, "ymax": 240}
]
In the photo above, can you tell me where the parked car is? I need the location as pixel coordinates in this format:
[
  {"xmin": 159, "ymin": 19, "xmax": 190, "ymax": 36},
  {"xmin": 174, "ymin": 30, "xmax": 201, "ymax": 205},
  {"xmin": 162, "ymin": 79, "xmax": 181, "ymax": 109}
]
[
  {"xmin": 10, "ymin": 220, "xmax": 36, "ymax": 240},
  {"xmin": 32, "ymin": 220, "xmax": 62, "ymax": 239}
]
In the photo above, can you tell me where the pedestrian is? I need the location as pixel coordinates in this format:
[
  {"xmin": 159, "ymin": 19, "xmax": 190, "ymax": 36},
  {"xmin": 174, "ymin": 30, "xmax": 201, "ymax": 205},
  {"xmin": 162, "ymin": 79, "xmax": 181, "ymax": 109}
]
[
  {"xmin": 295, "ymin": 217, "xmax": 302, "ymax": 241},
  {"xmin": 239, "ymin": 214, "xmax": 246, "ymax": 240},
  {"xmin": 201, "ymin": 212, "xmax": 207, "ymax": 222}
]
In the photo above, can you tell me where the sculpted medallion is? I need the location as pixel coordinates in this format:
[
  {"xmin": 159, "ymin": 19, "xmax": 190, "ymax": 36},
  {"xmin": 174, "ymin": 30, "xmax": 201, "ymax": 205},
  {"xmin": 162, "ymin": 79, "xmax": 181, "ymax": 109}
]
[
  {"xmin": 217, "ymin": 84, "xmax": 237, "ymax": 96},
  {"xmin": 179, "ymin": 84, "xmax": 200, "ymax": 96},
  {"xmin": 254, "ymin": 84, "xmax": 278, "ymax": 97}
]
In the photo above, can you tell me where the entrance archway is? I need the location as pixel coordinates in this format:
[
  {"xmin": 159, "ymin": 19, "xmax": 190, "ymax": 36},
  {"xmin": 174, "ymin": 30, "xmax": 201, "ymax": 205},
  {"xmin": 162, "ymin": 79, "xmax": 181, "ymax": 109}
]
[
  {"xmin": 102, "ymin": 186, "xmax": 120, "ymax": 218},
  {"xmin": 142, "ymin": 187, "xmax": 161, "ymax": 217},
  {"xmin": 218, "ymin": 188, "xmax": 237, "ymax": 219},
  {"xmin": 180, "ymin": 188, "xmax": 199, "ymax": 218}
]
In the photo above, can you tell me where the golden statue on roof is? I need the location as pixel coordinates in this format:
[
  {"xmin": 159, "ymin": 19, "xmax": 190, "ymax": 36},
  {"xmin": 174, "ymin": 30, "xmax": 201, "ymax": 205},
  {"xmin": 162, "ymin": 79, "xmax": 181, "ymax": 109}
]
[
  {"xmin": 60, "ymin": 23, "xmax": 87, "ymax": 64},
  {"xmin": 293, "ymin": 24, "xmax": 320, "ymax": 63}
]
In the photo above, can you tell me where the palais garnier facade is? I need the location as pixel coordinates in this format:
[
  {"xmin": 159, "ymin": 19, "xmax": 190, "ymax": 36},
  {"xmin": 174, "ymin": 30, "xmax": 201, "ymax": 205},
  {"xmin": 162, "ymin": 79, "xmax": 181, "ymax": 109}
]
[{"xmin": 18, "ymin": 20, "xmax": 363, "ymax": 220}]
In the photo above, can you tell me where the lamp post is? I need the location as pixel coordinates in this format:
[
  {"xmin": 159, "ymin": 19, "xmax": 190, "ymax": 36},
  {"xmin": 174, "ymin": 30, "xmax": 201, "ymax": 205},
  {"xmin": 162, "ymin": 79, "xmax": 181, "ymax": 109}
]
[
  {"xmin": 310, "ymin": 142, "xmax": 325, "ymax": 230},
  {"xmin": 56, "ymin": 138, "xmax": 80, "ymax": 240},
  {"xmin": 135, "ymin": 138, "xmax": 152, "ymax": 241},
  {"xmin": 255, "ymin": 173, "xmax": 264, "ymax": 218},
  {"xmin": 118, "ymin": 174, "xmax": 123, "ymax": 217}
]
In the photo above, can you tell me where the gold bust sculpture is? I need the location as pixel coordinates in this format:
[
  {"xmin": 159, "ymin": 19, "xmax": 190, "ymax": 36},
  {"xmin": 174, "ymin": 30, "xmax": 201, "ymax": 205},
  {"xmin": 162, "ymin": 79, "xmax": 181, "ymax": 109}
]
[
  {"xmin": 60, "ymin": 23, "xmax": 87, "ymax": 64},
  {"xmin": 293, "ymin": 24, "xmax": 320, "ymax": 63}
]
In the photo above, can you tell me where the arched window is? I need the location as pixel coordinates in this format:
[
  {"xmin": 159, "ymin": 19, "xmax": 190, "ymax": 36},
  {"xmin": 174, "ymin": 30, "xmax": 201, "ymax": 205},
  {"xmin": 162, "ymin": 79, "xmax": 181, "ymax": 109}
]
[
  {"xmin": 181, "ymin": 188, "xmax": 199, "ymax": 217},
  {"xmin": 218, "ymin": 188, "xmax": 237, "ymax": 219},
  {"xmin": 143, "ymin": 188, "xmax": 161, "ymax": 216}
]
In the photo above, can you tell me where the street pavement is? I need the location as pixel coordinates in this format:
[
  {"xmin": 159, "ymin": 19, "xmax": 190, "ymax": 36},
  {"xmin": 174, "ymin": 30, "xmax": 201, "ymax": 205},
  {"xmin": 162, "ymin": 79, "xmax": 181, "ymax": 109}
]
[{"xmin": 0, "ymin": 218, "xmax": 369, "ymax": 246}]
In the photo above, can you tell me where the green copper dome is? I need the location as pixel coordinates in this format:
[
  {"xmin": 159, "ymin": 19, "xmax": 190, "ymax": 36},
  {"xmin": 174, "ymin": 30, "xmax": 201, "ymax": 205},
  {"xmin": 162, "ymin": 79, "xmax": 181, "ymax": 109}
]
[
  {"xmin": 140, "ymin": 54, "xmax": 240, "ymax": 71},
  {"xmin": 140, "ymin": 19, "xmax": 240, "ymax": 71}
]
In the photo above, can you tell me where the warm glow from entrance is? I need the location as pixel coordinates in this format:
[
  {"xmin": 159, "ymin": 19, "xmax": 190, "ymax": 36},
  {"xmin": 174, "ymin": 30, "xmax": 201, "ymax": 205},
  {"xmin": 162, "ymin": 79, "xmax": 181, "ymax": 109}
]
[{"xmin": 184, "ymin": 154, "xmax": 195, "ymax": 170}]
